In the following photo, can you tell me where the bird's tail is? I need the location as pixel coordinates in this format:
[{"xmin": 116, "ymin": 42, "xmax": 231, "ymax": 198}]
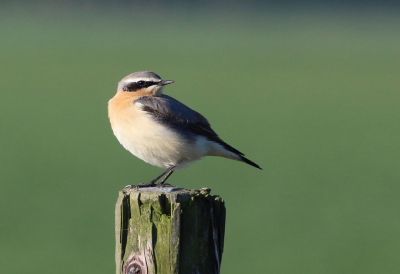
[
  {"xmin": 208, "ymin": 138, "xmax": 262, "ymax": 170},
  {"xmin": 239, "ymin": 155, "xmax": 262, "ymax": 170}
]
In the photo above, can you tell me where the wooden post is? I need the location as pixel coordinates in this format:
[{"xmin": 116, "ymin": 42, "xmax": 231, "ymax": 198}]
[{"xmin": 115, "ymin": 187, "xmax": 226, "ymax": 274}]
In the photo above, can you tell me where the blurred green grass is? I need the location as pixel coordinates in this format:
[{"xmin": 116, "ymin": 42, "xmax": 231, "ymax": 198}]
[{"xmin": 1, "ymin": 5, "xmax": 400, "ymax": 274}]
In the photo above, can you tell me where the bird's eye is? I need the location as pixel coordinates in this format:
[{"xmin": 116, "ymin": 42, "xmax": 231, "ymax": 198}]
[{"xmin": 137, "ymin": 81, "xmax": 145, "ymax": 87}]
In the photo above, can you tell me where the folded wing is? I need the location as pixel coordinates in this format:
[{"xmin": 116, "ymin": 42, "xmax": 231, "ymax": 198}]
[{"xmin": 135, "ymin": 95, "xmax": 245, "ymax": 157}]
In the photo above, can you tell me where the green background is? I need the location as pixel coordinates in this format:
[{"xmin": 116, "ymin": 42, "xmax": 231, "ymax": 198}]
[{"xmin": 1, "ymin": 4, "xmax": 400, "ymax": 274}]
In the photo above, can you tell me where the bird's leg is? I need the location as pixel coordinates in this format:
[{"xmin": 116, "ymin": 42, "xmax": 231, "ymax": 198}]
[
  {"xmin": 136, "ymin": 166, "xmax": 174, "ymax": 188},
  {"xmin": 157, "ymin": 168, "xmax": 175, "ymax": 187}
]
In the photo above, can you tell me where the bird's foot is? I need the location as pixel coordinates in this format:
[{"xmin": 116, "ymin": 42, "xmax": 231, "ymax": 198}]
[
  {"xmin": 125, "ymin": 182, "xmax": 156, "ymax": 190},
  {"xmin": 137, "ymin": 182, "xmax": 157, "ymax": 188},
  {"xmin": 156, "ymin": 182, "xmax": 178, "ymax": 188},
  {"xmin": 137, "ymin": 184, "xmax": 156, "ymax": 188}
]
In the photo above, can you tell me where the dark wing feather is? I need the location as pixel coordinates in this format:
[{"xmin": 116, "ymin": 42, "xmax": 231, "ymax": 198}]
[{"xmin": 135, "ymin": 95, "xmax": 245, "ymax": 156}]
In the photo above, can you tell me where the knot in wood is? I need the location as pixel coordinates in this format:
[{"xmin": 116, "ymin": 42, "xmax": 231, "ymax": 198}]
[{"xmin": 124, "ymin": 255, "xmax": 144, "ymax": 274}]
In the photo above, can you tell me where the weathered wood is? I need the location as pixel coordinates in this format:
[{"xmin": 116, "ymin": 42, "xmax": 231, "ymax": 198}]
[{"xmin": 115, "ymin": 187, "xmax": 226, "ymax": 274}]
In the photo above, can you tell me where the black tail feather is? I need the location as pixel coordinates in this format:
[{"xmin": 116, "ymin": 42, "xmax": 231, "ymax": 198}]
[{"xmin": 240, "ymin": 156, "xmax": 262, "ymax": 170}]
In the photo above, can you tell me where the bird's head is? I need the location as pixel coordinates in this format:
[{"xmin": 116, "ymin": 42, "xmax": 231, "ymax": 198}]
[{"xmin": 117, "ymin": 71, "xmax": 174, "ymax": 97}]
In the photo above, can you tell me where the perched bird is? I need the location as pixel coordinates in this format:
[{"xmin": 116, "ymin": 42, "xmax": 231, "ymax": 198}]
[{"xmin": 108, "ymin": 71, "xmax": 261, "ymax": 187}]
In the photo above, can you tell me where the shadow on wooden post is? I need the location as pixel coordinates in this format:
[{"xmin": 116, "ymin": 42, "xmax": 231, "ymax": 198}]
[{"xmin": 115, "ymin": 187, "xmax": 226, "ymax": 274}]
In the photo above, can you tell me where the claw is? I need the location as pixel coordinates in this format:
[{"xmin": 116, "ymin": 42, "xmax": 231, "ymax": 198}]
[
  {"xmin": 136, "ymin": 182, "xmax": 157, "ymax": 188},
  {"xmin": 157, "ymin": 182, "xmax": 178, "ymax": 188}
]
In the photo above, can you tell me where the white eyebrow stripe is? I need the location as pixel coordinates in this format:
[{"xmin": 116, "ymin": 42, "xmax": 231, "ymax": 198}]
[{"xmin": 123, "ymin": 77, "xmax": 162, "ymax": 83}]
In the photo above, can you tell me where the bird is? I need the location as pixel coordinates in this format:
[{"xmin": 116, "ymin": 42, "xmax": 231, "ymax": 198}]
[{"xmin": 108, "ymin": 71, "xmax": 261, "ymax": 187}]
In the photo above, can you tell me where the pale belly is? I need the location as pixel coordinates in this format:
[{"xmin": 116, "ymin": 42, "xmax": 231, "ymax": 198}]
[{"xmin": 110, "ymin": 112, "xmax": 209, "ymax": 169}]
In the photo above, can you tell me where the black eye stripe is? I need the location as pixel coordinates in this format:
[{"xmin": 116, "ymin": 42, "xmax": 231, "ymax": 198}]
[
  {"xmin": 123, "ymin": 81, "xmax": 159, "ymax": 92},
  {"xmin": 142, "ymin": 81, "xmax": 157, "ymax": 88}
]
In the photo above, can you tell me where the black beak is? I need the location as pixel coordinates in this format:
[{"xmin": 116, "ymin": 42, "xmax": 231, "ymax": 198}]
[{"xmin": 160, "ymin": 80, "xmax": 174, "ymax": 86}]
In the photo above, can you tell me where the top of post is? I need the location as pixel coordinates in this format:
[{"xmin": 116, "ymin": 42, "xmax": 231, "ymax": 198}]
[{"xmin": 121, "ymin": 186, "xmax": 212, "ymax": 195}]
